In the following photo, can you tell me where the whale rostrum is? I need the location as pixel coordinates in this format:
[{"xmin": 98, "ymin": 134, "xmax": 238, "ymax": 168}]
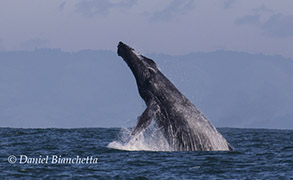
[{"xmin": 117, "ymin": 42, "xmax": 232, "ymax": 151}]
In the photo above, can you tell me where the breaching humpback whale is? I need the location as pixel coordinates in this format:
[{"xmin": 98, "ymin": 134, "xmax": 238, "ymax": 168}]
[{"xmin": 117, "ymin": 42, "xmax": 232, "ymax": 151}]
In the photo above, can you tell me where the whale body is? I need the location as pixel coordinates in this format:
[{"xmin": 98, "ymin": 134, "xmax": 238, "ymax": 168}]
[{"xmin": 117, "ymin": 42, "xmax": 232, "ymax": 151}]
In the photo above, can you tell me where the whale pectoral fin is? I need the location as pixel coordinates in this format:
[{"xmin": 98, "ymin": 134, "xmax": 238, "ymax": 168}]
[{"xmin": 131, "ymin": 103, "xmax": 158, "ymax": 136}]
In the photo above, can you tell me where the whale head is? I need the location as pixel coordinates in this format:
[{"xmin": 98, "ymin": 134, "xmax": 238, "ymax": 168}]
[{"xmin": 117, "ymin": 42, "xmax": 160, "ymax": 104}]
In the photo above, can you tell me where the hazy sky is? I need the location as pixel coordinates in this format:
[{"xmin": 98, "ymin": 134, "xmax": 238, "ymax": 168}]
[{"xmin": 0, "ymin": 0, "xmax": 293, "ymax": 58}]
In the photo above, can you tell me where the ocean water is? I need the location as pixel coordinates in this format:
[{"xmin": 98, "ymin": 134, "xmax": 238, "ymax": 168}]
[{"xmin": 0, "ymin": 127, "xmax": 292, "ymax": 179}]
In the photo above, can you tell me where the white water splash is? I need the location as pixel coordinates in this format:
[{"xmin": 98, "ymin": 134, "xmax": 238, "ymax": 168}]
[{"xmin": 107, "ymin": 125, "xmax": 173, "ymax": 151}]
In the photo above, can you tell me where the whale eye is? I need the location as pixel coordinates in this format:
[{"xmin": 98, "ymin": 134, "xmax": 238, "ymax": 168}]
[{"xmin": 147, "ymin": 67, "xmax": 156, "ymax": 74}]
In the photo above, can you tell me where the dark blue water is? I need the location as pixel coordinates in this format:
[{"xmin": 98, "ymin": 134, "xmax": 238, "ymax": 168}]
[{"xmin": 0, "ymin": 127, "xmax": 292, "ymax": 179}]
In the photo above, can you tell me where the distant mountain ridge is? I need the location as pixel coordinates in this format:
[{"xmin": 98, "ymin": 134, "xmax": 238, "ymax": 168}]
[{"xmin": 0, "ymin": 49, "xmax": 292, "ymax": 129}]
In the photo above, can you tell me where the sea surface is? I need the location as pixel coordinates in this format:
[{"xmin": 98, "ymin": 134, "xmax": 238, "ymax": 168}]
[{"xmin": 0, "ymin": 127, "xmax": 292, "ymax": 179}]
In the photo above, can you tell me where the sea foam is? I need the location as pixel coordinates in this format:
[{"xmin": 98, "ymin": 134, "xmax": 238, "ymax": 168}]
[{"xmin": 107, "ymin": 125, "xmax": 173, "ymax": 151}]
